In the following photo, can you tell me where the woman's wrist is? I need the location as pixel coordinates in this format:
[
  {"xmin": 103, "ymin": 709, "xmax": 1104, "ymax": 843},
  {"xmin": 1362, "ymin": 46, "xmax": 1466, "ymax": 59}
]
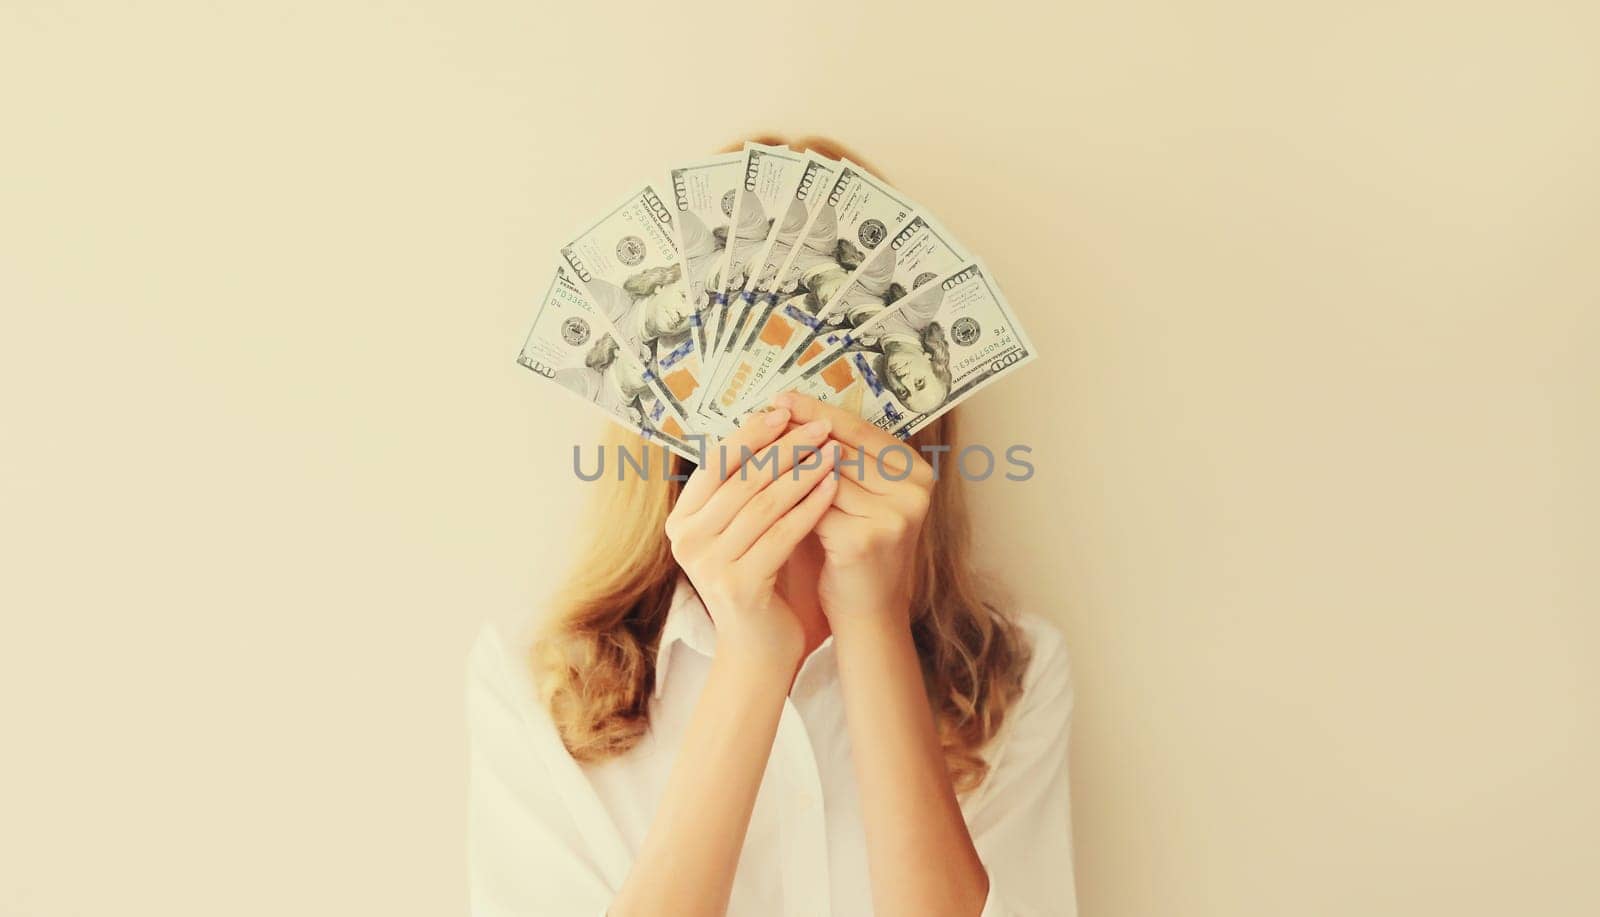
[
  {"xmin": 700, "ymin": 594, "xmax": 807, "ymax": 674},
  {"xmin": 829, "ymin": 607, "xmax": 915, "ymax": 653},
  {"xmin": 709, "ymin": 631, "xmax": 803, "ymax": 692}
]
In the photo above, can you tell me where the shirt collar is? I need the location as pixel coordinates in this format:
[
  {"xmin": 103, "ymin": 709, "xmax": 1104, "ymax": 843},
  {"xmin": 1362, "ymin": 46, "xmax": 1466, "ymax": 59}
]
[{"xmin": 653, "ymin": 575, "xmax": 717, "ymax": 699}]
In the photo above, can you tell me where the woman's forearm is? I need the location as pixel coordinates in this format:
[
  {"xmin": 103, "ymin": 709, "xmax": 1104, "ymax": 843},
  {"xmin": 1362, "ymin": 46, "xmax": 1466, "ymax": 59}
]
[
  {"xmin": 609, "ymin": 649, "xmax": 792, "ymax": 917},
  {"xmin": 833, "ymin": 615, "xmax": 989, "ymax": 917}
]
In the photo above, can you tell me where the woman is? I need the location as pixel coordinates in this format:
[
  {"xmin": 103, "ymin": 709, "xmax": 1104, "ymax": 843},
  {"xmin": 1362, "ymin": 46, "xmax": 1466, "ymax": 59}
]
[{"xmin": 469, "ymin": 138, "xmax": 1076, "ymax": 917}]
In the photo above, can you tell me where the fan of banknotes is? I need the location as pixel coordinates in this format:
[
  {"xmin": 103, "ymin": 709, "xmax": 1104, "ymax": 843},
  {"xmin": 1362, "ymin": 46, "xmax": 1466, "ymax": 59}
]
[{"xmin": 517, "ymin": 142, "xmax": 1036, "ymax": 460}]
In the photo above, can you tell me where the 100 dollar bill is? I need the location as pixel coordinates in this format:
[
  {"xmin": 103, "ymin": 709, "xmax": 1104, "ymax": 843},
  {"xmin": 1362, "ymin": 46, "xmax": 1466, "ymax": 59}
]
[
  {"xmin": 698, "ymin": 151, "xmax": 841, "ymax": 407},
  {"xmin": 697, "ymin": 160, "xmax": 921, "ymax": 427},
  {"xmin": 752, "ymin": 260, "xmax": 1034, "ymax": 439},
  {"xmin": 701, "ymin": 143, "xmax": 809, "ymax": 373},
  {"xmin": 739, "ymin": 151, "xmax": 842, "ymax": 306},
  {"xmin": 517, "ymin": 265, "xmax": 697, "ymax": 459},
  {"xmin": 729, "ymin": 213, "xmax": 970, "ymax": 413},
  {"xmin": 667, "ymin": 151, "xmax": 745, "ymax": 365},
  {"xmin": 559, "ymin": 185, "xmax": 705, "ymax": 428}
]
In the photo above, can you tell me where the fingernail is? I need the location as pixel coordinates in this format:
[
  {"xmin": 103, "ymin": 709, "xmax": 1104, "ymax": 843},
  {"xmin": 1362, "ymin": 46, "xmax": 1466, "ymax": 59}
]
[
  {"xmin": 800, "ymin": 419, "xmax": 829, "ymax": 437},
  {"xmin": 764, "ymin": 407, "xmax": 791, "ymax": 429},
  {"xmin": 772, "ymin": 392, "xmax": 796, "ymax": 410}
]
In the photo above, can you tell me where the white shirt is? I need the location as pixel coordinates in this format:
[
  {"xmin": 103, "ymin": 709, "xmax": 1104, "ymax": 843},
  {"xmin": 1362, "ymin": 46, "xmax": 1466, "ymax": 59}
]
[{"xmin": 467, "ymin": 579, "xmax": 1077, "ymax": 916}]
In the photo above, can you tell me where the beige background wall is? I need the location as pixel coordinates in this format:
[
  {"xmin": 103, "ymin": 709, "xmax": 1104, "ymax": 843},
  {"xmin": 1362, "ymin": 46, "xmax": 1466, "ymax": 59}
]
[{"xmin": 2, "ymin": 1, "xmax": 1595, "ymax": 915}]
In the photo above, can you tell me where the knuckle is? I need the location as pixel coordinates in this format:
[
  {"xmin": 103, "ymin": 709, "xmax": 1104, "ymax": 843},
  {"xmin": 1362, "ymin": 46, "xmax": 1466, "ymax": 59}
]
[
  {"xmin": 748, "ymin": 487, "xmax": 781, "ymax": 519},
  {"xmin": 668, "ymin": 530, "xmax": 702, "ymax": 564},
  {"xmin": 768, "ymin": 514, "xmax": 800, "ymax": 542},
  {"xmin": 726, "ymin": 470, "xmax": 764, "ymax": 499},
  {"xmin": 738, "ymin": 421, "xmax": 781, "ymax": 448},
  {"xmin": 669, "ymin": 539, "xmax": 691, "ymax": 565},
  {"xmin": 906, "ymin": 487, "xmax": 931, "ymax": 513},
  {"xmin": 732, "ymin": 476, "xmax": 768, "ymax": 505},
  {"xmin": 665, "ymin": 512, "xmax": 699, "ymax": 542}
]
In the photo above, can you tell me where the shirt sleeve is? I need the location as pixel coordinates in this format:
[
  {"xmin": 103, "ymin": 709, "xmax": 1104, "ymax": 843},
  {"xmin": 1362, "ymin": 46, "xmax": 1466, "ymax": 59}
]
[
  {"xmin": 467, "ymin": 626, "xmax": 615, "ymax": 917},
  {"xmin": 965, "ymin": 620, "xmax": 1078, "ymax": 917}
]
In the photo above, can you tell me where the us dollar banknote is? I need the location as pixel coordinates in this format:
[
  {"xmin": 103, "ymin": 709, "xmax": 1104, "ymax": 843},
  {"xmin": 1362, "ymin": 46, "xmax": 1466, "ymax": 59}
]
[
  {"xmin": 558, "ymin": 184, "xmax": 705, "ymax": 427},
  {"xmin": 755, "ymin": 260, "xmax": 1034, "ymax": 439},
  {"xmin": 697, "ymin": 161, "xmax": 922, "ymax": 425},
  {"xmin": 696, "ymin": 150, "xmax": 840, "ymax": 413},
  {"xmin": 667, "ymin": 151, "xmax": 744, "ymax": 365},
  {"xmin": 699, "ymin": 142, "xmax": 811, "ymax": 376},
  {"xmin": 741, "ymin": 151, "xmax": 842, "ymax": 304},
  {"xmin": 517, "ymin": 265, "xmax": 698, "ymax": 459},
  {"xmin": 727, "ymin": 213, "xmax": 970, "ymax": 415}
]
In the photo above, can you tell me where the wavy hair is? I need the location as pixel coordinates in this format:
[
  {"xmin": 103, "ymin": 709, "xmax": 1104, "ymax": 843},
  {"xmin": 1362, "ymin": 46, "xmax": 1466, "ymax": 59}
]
[{"xmin": 533, "ymin": 136, "xmax": 1031, "ymax": 794}]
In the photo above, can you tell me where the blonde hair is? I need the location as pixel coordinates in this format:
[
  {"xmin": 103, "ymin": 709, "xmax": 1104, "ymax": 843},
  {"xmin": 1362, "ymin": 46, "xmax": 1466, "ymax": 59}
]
[{"xmin": 533, "ymin": 136, "xmax": 1031, "ymax": 793}]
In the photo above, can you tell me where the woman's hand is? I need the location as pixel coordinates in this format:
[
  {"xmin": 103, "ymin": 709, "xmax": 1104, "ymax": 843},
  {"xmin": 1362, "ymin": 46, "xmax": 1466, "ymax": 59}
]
[
  {"xmin": 773, "ymin": 393, "xmax": 935, "ymax": 631},
  {"xmin": 612, "ymin": 406, "xmax": 837, "ymax": 917},
  {"xmin": 665, "ymin": 405, "xmax": 837, "ymax": 666},
  {"xmin": 775, "ymin": 393, "xmax": 990, "ymax": 917}
]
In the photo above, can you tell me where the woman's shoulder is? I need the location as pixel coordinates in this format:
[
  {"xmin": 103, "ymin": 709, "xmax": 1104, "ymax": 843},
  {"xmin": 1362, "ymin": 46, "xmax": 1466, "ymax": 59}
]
[
  {"xmin": 467, "ymin": 616, "xmax": 524, "ymax": 683},
  {"xmin": 466, "ymin": 616, "xmax": 559, "ymax": 737},
  {"xmin": 959, "ymin": 612, "xmax": 1075, "ymax": 814},
  {"xmin": 466, "ymin": 617, "xmax": 637, "ymax": 881},
  {"xmin": 1010, "ymin": 612, "xmax": 1075, "ymax": 717}
]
